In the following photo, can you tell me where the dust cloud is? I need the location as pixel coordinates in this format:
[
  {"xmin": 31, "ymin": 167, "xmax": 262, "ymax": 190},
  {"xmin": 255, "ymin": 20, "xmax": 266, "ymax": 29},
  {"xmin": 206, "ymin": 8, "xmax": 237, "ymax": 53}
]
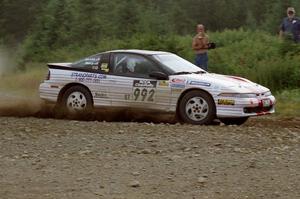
[
  {"xmin": 0, "ymin": 90, "xmax": 45, "ymax": 118},
  {"xmin": 0, "ymin": 93, "xmax": 43, "ymax": 117},
  {"xmin": 0, "ymin": 46, "xmax": 43, "ymax": 117},
  {"xmin": 0, "ymin": 95, "xmax": 176, "ymax": 122},
  {"xmin": 0, "ymin": 46, "xmax": 16, "ymax": 76},
  {"xmin": 0, "ymin": 91, "xmax": 176, "ymax": 123}
]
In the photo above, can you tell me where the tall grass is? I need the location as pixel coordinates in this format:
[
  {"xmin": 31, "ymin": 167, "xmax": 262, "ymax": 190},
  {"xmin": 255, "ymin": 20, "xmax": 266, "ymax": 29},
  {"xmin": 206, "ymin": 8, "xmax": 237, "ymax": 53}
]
[{"xmin": 275, "ymin": 89, "xmax": 300, "ymax": 117}]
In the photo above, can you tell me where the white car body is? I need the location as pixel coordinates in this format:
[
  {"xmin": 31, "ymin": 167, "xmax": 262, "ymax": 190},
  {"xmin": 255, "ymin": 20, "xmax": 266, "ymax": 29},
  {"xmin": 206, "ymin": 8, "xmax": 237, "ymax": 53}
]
[{"xmin": 39, "ymin": 50, "xmax": 275, "ymax": 124}]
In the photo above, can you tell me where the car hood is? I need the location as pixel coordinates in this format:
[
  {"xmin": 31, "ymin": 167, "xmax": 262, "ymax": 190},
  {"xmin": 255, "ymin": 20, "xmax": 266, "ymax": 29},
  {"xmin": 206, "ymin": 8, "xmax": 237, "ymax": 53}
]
[{"xmin": 175, "ymin": 73, "xmax": 269, "ymax": 93}]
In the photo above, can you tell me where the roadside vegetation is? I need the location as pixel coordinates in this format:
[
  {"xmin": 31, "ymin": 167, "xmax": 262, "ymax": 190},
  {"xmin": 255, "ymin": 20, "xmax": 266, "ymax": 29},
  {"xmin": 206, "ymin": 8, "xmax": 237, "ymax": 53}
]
[{"xmin": 275, "ymin": 89, "xmax": 300, "ymax": 117}]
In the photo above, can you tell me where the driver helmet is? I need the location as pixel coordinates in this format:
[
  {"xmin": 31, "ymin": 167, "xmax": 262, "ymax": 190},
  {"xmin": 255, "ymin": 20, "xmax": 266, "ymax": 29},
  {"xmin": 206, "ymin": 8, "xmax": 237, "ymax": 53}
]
[{"xmin": 127, "ymin": 59, "xmax": 136, "ymax": 72}]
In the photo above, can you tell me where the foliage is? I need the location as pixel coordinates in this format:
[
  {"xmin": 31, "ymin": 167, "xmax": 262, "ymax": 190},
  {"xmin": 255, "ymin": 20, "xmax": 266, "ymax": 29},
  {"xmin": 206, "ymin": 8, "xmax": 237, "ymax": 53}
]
[
  {"xmin": 2, "ymin": 0, "xmax": 299, "ymax": 44},
  {"xmin": 16, "ymin": 29, "xmax": 300, "ymax": 93},
  {"xmin": 208, "ymin": 29, "xmax": 300, "ymax": 91},
  {"xmin": 275, "ymin": 89, "xmax": 300, "ymax": 116}
]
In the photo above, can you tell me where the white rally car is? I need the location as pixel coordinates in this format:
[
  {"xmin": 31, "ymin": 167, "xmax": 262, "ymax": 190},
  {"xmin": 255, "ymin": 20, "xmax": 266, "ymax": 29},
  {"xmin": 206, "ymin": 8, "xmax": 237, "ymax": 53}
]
[{"xmin": 39, "ymin": 50, "xmax": 275, "ymax": 125}]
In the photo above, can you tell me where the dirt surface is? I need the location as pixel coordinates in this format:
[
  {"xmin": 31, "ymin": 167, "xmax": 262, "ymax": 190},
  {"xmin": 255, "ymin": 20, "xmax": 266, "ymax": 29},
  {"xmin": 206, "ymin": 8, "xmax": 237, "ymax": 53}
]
[{"xmin": 0, "ymin": 115, "xmax": 300, "ymax": 199}]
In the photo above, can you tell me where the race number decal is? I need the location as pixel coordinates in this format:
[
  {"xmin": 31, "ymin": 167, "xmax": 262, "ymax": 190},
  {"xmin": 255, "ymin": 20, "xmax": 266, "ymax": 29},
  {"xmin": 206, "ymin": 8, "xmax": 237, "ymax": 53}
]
[{"xmin": 132, "ymin": 80, "xmax": 157, "ymax": 102}]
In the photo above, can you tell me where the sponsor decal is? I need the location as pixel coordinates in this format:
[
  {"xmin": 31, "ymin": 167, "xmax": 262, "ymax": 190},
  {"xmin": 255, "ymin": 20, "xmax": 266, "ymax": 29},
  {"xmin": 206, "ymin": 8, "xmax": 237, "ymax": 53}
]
[
  {"xmin": 158, "ymin": 80, "xmax": 169, "ymax": 87},
  {"xmin": 172, "ymin": 88, "xmax": 183, "ymax": 93},
  {"xmin": 170, "ymin": 83, "xmax": 185, "ymax": 89},
  {"xmin": 170, "ymin": 78, "xmax": 185, "ymax": 89},
  {"xmin": 71, "ymin": 72, "xmax": 106, "ymax": 83},
  {"xmin": 92, "ymin": 65, "xmax": 99, "ymax": 70},
  {"xmin": 94, "ymin": 92, "xmax": 108, "ymax": 98},
  {"xmin": 71, "ymin": 72, "xmax": 106, "ymax": 79},
  {"xmin": 84, "ymin": 57, "xmax": 101, "ymax": 66},
  {"xmin": 133, "ymin": 80, "xmax": 157, "ymax": 88},
  {"xmin": 189, "ymin": 81, "xmax": 211, "ymax": 87},
  {"xmin": 85, "ymin": 57, "xmax": 100, "ymax": 62},
  {"xmin": 100, "ymin": 63, "xmax": 109, "ymax": 72},
  {"xmin": 218, "ymin": 99, "xmax": 235, "ymax": 106},
  {"xmin": 171, "ymin": 78, "xmax": 185, "ymax": 84}
]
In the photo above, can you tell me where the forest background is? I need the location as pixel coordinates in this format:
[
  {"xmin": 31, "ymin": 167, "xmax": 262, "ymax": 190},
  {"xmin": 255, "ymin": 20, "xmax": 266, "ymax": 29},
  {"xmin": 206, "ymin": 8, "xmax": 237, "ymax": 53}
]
[{"xmin": 0, "ymin": 0, "xmax": 299, "ymax": 115}]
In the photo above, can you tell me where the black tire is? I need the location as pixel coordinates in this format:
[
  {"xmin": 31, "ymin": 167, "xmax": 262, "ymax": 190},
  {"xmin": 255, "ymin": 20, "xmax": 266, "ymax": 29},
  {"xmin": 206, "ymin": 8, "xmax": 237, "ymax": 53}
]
[
  {"xmin": 59, "ymin": 86, "xmax": 93, "ymax": 119},
  {"xmin": 219, "ymin": 117, "xmax": 249, "ymax": 125},
  {"xmin": 178, "ymin": 90, "xmax": 216, "ymax": 125}
]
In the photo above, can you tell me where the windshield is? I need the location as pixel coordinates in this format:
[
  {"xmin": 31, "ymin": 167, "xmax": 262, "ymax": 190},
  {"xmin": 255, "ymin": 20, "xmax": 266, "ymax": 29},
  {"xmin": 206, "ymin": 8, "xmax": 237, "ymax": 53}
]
[{"xmin": 152, "ymin": 53, "xmax": 206, "ymax": 74}]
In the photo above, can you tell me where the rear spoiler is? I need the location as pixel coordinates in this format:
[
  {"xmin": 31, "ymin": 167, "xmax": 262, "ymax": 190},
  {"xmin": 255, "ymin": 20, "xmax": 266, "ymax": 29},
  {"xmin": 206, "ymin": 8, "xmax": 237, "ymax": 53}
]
[
  {"xmin": 47, "ymin": 62, "xmax": 98, "ymax": 73},
  {"xmin": 48, "ymin": 63, "xmax": 72, "ymax": 68}
]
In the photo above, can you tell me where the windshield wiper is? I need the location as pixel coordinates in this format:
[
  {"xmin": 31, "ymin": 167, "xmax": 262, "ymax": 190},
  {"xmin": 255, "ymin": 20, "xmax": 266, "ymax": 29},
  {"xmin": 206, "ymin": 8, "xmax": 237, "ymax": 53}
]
[{"xmin": 173, "ymin": 71, "xmax": 193, "ymax": 75}]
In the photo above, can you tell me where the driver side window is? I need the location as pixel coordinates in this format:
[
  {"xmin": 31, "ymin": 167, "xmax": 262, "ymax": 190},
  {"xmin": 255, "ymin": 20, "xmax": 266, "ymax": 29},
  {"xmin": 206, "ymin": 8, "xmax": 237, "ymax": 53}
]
[{"xmin": 112, "ymin": 53, "xmax": 160, "ymax": 77}]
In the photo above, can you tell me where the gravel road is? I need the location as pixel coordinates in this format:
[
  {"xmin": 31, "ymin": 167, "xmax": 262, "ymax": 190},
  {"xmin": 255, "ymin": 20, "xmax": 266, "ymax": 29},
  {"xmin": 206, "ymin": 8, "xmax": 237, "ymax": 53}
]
[{"xmin": 0, "ymin": 116, "xmax": 300, "ymax": 199}]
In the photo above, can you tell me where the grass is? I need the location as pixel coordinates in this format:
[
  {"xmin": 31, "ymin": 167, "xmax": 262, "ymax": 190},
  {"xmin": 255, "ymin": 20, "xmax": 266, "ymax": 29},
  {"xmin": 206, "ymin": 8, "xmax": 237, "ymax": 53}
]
[{"xmin": 274, "ymin": 89, "xmax": 300, "ymax": 117}]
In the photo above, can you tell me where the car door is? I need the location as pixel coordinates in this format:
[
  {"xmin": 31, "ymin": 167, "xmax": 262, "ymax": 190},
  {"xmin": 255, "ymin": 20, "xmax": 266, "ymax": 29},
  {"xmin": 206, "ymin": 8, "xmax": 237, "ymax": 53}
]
[
  {"xmin": 109, "ymin": 53, "xmax": 172, "ymax": 111},
  {"xmin": 92, "ymin": 53, "xmax": 113, "ymax": 106}
]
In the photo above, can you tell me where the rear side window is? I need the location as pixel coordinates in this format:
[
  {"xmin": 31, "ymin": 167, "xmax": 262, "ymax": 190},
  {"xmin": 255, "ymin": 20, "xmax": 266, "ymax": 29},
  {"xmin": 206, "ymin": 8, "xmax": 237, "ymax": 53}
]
[
  {"xmin": 71, "ymin": 53, "xmax": 111, "ymax": 73},
  {"xmin": 71, "ymin": 54, "xmax": 102, "ymax": 70}
]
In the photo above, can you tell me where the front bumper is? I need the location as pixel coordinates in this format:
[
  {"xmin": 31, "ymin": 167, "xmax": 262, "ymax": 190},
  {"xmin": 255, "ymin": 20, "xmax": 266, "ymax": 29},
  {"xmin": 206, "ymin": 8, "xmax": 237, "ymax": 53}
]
[{"xmin": 216, "ymin": 95, "xmax": 276, "ymax": 118}]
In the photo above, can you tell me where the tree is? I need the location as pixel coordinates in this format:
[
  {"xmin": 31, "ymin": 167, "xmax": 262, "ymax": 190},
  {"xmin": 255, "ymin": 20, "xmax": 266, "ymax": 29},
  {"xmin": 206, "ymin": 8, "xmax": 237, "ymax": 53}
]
[
  {"xmin": 0, "ymin": 0, "xmax": 47, "ymax": 44},
  {"xmin": 115, "ymin": 0, "xmax": 139, "ymax": 37}
]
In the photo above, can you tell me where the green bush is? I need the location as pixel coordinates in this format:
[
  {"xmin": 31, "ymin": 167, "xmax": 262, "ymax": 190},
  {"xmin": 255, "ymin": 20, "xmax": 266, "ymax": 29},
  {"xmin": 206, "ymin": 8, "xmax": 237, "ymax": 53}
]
[
  {"xmin": 208, "ymin": 29, "xmax": 300, "ymax": 91},
  {"xmin": 20, "ymin": 29, "xmax": 300, "ymax": 92}
]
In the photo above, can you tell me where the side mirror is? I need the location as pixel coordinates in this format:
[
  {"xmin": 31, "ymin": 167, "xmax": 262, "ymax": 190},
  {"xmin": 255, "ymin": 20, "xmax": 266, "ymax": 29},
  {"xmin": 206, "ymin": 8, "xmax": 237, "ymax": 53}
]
[{"xmin": 149, "ymin": 71, "xmax": 169, "ymax": 80}]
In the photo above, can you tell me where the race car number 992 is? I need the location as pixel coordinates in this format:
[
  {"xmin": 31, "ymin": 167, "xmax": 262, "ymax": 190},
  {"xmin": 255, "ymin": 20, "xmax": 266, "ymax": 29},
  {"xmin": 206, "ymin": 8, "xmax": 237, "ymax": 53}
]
[
  {"xmin": 133, "ymin": 88, "xmax": 155, "ymax": 102},
  {"xmin": 132, "ymin": 80, "xmax": 157, "ymax": 102}
]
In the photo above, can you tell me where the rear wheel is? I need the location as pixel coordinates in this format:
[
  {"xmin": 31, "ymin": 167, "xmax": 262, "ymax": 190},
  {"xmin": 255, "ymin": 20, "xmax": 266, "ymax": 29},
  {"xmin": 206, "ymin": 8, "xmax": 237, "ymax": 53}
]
[
  {"xmin": 219, "ymin": 117, "xmax": 249, "ymax": 125},
  {"xmin": 178, "ymin": 90, "xmax": 216, "ymax": 125},
  {"xmin": 58, "ymin": 86, "xmax": 93, "ymax": 119}
]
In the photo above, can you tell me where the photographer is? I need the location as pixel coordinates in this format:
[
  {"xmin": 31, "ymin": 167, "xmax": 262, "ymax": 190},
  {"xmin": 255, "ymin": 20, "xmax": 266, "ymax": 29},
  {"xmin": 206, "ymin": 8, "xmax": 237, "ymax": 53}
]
[{"xmin": 192, "ymin": 24, "xmax": 209, "ymax": 70}]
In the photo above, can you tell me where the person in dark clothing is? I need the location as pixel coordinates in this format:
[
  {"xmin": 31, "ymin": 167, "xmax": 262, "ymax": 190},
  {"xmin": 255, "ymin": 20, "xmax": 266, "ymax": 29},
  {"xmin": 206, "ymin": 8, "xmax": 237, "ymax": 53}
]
[{"xmin": 279, "ymin": 7, "xmax": 300, "ymax": 43}]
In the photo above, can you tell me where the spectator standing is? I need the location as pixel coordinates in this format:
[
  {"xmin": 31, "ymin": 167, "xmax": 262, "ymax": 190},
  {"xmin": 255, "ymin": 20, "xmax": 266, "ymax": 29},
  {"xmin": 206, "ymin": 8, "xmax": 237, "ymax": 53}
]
[
  {"xmin": 279, "ymin": 7, "xmax": 300, "ymax": 43},
  {"xmin": 192, "ymin": 24, "xmax": 209, "ymax": 70}
]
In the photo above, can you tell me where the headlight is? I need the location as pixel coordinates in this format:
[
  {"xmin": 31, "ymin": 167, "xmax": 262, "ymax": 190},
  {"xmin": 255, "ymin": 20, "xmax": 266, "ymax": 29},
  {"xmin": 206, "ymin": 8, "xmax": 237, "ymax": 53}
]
[
  {"xmin": 263, "ymin": 91, "xmax": 272, "ymax": 97},
  {"xmin": 218, "ymin": 93, "xmax": 258, "ymax": 98}
]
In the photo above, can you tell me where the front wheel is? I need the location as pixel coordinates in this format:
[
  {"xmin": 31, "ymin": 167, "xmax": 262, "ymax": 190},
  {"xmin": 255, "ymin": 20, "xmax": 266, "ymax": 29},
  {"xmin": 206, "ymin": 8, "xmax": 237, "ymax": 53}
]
[
  {"xmin": 219, "ymin": 117, "xmax": 249, "ymax": 125},
  {"xmin": 178, "ymin": 90, "xmax": 216, "ymax": 125}
]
